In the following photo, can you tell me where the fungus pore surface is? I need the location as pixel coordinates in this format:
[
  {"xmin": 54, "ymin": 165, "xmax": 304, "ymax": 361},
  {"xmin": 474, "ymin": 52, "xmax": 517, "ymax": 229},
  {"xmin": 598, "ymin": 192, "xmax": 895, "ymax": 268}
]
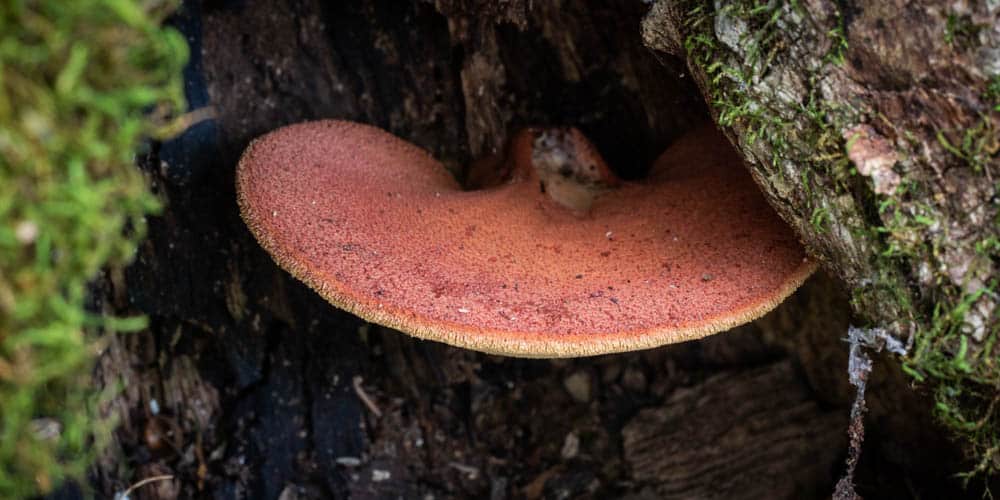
[{"xmin": 237, "ymin": 120, "xmax": 815, "ymax": 357}]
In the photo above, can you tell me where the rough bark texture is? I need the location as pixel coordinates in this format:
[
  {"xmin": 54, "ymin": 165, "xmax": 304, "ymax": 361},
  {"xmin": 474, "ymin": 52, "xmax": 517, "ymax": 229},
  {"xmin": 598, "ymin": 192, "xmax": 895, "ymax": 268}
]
[
  {"xmin": 79, "ymin": 0, "xmax": 999, "ymax": 499},
  {"xmin": 622, "ymin": 361, "xmax": 844, "ymax": 499},
  {"xmin": 642, "ymin": 0, "xmax": 1000, "ymax": 477}
]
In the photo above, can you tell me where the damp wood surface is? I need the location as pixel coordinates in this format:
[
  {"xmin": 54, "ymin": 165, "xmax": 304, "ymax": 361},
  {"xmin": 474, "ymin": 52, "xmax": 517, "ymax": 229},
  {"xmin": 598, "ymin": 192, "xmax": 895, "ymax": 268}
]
[
  {"xmin": 622, "ymin": 360, "xmax": 844, "ymax": 500},
  {"xmin": 77, "ymin": 0, "xmax": 997, "ymax": 499}
]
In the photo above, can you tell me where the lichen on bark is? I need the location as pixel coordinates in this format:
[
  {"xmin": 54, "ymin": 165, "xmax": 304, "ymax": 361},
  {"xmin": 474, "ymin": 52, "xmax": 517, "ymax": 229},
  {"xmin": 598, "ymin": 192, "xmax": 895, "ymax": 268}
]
[{"xmin": 642, "ymin": 0, "xmax": 999, "ymax": 476}]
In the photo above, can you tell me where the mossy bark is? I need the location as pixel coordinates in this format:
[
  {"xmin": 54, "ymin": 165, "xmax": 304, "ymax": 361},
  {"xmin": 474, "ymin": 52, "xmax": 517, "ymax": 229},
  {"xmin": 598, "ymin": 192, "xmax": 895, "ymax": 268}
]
[
  {"xmin": 87, "ymin": 0, "xmax": 997, "ymax": 498},
  {"xmin": 643, "ymin": 0, "xmax": 999, "ymax": 476}
]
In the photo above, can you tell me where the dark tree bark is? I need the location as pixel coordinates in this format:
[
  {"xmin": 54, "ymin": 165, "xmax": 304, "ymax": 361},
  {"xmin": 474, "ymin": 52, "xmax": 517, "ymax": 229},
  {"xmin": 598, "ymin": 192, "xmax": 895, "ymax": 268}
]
[
  {"xmin": 642, "ymin": 0, "xmax": 1000, "ymax": 483},
  {"xmin": 87, "ymin": 1, "xmax": 997, "ymax": 499}
]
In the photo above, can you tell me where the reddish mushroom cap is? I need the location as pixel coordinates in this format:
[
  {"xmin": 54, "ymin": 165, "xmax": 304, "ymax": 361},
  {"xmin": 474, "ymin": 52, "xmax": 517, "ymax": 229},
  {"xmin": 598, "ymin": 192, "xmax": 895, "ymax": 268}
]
[{"xmin": 236, "ymin": 120, "xmax": 815, "ymax": 357}]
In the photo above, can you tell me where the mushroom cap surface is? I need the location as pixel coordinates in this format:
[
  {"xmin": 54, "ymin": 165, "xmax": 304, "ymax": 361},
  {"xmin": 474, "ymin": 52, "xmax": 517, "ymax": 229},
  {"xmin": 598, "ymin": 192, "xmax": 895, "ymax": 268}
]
[{"xmin": 236, "ymin": 120, "xmax": 815, "ymax": 357}]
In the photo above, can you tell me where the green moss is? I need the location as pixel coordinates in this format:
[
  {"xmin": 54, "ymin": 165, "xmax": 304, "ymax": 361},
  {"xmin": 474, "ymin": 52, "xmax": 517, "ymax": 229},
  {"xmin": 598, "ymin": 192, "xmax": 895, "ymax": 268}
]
[
  {"xmin": 0, "ymin": 1, "xmax": 186, "ymax": 496},
  {"xmin": 986, "ymin": 75, "xmax": 1000, "ymax": 111},
  {"xmin": 905, "ymin": 282, "xmax": 1000, "ymax": 480},
  {"xmin": 905, "ymin": 104, "xmax": 1000, "ymax": 478},
  {"xmin": 866, "ymin": 119, "xmax": 1000, "ymax": 479},
  {"xmin": 684, "ymin": 0, "xmax": 856, "ymax": 224},
  {"xmin": 811, "ymin": 206, "xmax": 830, "ymax": 233},
  {"xmin": 823, "ymin": 8, "xmax": 848, "ymax": 66},
  {"xmin": 681, "ymin": 0, "xmax": 1000, "ymax": 478},
  {"xmin": 944, "ymin": 12, "xmax": 983, "ymax": 49},
  {"xmin": 936, "ymin": 117, "xmax": 998, "ymax": 174}
]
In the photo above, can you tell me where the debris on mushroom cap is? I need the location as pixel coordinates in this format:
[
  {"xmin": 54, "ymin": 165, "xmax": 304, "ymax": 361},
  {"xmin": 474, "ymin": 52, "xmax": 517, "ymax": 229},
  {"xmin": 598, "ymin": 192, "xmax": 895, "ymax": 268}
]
[
  {"xmin": 236, "ymin": 120, "xmax": 816, "ymax": 358},
  {"xmin": 521, "ymin": 127, "xmax": 621, "ymax": 212}
]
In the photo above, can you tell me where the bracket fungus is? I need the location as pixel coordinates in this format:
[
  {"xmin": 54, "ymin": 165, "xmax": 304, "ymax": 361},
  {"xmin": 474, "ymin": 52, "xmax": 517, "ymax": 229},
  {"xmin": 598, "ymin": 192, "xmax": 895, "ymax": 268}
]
[{"xmin": 236, "ymin": 120, "xmax": 816, "ymax": 357}]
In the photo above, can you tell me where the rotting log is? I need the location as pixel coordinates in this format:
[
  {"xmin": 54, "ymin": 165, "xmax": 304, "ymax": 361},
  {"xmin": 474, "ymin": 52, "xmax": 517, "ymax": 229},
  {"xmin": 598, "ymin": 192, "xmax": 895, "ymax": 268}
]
[{"xmin": 84, "ymin": 1, "xmax": 997, "ymax": 498}]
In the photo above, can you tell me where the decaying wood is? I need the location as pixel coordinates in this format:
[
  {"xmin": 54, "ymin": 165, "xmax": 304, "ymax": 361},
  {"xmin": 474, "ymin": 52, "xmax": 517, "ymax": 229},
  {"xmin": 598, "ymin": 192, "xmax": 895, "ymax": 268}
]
[
  {"xmin": 623, "ymin": 361, "xmax": 844, "ymax": 499},
  {"xmin": 83, "ymin": 0, "xmax": 996, "ymax": 498}
]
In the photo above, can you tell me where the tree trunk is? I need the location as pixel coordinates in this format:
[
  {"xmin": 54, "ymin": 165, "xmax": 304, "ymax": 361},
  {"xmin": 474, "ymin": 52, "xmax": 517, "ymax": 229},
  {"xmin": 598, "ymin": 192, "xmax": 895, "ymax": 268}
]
[
  {"xmin": 642, "ymin": 0, "xmax": 999, "ymax": 480},
  {"xmin": 86, "ymin": 1, "xmax": 997, "ymax": 499}
]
